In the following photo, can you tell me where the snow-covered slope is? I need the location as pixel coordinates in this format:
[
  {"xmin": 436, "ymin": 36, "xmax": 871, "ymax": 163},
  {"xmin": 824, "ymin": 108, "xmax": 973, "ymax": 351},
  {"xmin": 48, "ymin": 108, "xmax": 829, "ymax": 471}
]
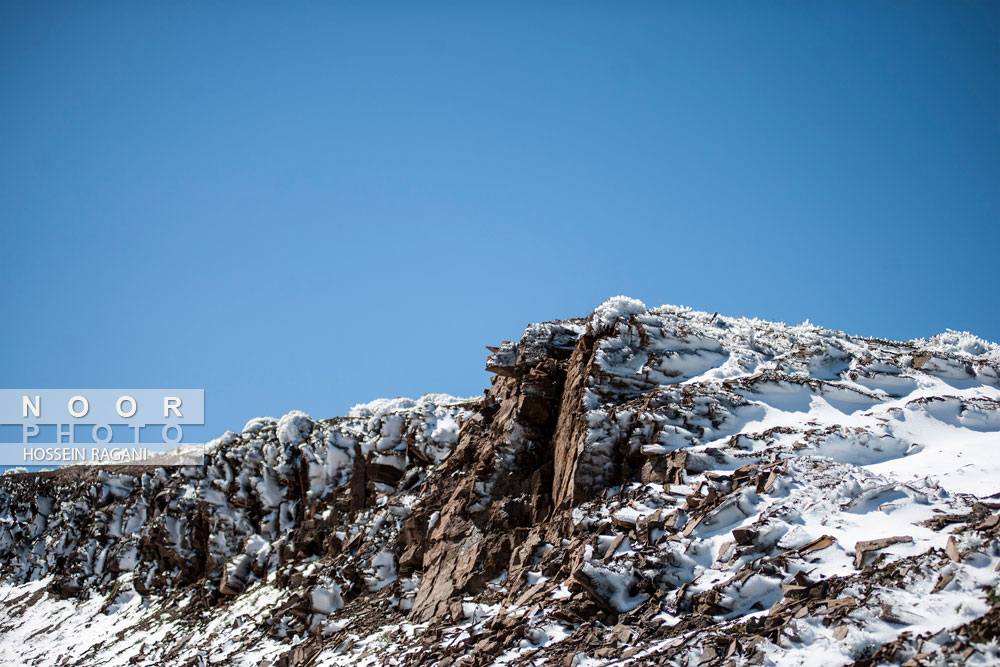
[{"xmin": 1, "ymin": 298, "xmax": 998, "ymax": 666}]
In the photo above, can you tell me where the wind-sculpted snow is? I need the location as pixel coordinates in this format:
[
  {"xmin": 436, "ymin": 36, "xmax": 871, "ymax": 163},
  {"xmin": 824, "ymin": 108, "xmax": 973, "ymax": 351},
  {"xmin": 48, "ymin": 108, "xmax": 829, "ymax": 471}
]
[{"xmin": 1, "ymin": 300, "xmax": 998, "ymax": 667}]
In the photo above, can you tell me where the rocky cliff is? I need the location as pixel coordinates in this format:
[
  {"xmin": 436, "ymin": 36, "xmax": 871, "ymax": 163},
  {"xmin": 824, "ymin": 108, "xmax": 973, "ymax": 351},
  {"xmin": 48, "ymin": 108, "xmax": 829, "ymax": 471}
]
[{"xmin": 2, "ymin": 298, "xmax": 999, "ymax": 666}]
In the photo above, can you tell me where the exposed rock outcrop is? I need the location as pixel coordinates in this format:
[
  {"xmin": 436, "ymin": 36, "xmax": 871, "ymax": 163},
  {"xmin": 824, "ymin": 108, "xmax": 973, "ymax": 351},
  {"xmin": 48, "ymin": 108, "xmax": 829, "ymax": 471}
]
[{"xmin": 2, "ymin": 298, "xmax": 999, "ymax": 666}]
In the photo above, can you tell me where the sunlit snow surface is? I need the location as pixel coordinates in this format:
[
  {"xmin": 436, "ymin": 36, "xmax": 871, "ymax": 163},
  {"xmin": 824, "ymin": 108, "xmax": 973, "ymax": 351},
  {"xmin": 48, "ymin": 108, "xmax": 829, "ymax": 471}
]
[{"xmin": 1, "ymin": 299, "xmax": 998, "ymax": 666}]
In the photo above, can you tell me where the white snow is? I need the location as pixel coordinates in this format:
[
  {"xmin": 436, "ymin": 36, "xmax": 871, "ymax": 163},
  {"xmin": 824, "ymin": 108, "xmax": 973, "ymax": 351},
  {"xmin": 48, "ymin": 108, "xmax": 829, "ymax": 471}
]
[
  {"xmin": 1, "ymin": 300, "xmax": 998, "ymax": 667},
  {"xmin": 591, "ymin": 296, "xmax": 647, "ymax": 333},
  {"xmin": 276, "ymin": 411, "xmax": 315, "ymax": 447}
]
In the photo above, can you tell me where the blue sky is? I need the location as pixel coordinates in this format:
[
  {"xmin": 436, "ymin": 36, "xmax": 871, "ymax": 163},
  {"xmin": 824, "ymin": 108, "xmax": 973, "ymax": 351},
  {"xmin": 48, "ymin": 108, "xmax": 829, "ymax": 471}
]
[{"xmin": 1, "ymin": 1, "xmax": 998, "ymax": 446}]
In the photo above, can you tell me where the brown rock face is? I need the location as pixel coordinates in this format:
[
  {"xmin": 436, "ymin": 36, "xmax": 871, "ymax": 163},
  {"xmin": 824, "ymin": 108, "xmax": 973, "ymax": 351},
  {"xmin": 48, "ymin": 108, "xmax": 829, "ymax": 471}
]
[
  {"xmin": 551, "ymin": 332, "xmax": 598, "ymax": 510},
  {"xmin": 4, "ymin": 303, "xmax": 1000, "ymax": 666},
  {"xmin": 410, "ymin": 322, "xmax": 587, "ymax": 621}
]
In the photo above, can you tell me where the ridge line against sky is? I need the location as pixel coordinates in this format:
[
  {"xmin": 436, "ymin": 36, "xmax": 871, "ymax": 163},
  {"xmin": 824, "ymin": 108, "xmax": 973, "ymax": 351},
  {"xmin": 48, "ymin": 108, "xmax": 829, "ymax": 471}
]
[{"xmin": 1, "ymin": 1, "xmax": 997, "ymax": 444}]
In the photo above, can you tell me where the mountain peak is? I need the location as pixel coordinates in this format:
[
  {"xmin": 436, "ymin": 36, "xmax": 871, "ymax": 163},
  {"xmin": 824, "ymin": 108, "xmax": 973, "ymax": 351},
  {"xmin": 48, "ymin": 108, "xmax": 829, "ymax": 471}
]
[{"xmin": 2, "ymin": 303, "xmax": 999, "ymax": 666}]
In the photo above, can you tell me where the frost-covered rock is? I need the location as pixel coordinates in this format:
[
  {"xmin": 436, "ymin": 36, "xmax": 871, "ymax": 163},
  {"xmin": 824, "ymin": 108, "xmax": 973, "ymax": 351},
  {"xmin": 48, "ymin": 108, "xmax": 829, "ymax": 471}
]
[
  {"xmin": 1, "ymin": 299, "xmax": 998, "ymax": 667},
  {"xmin": 276, "ymin": 410, "xmax": 315, "ymax": 446},
  {"xmin": 923, "ymin": 329, "xmax": 1000, "ymax": 360},
  {"xmin": 591, "ymin": 295, "xmax": 647, "ymax": 334},
  {"xmin": 242, "ymin": 416, "xmax": 276, "ymax": 434}
]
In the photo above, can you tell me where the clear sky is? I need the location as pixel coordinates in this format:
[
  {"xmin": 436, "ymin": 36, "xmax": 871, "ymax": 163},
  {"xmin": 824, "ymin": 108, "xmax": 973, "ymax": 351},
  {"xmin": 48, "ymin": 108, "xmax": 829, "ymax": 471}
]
[{"xmin": 1, "ymin": 1, "xmax": 998, "ymax": 446}]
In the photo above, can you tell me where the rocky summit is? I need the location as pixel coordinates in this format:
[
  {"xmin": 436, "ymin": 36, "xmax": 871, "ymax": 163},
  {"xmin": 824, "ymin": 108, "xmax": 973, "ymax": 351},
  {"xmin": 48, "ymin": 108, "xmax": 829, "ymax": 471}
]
[{"xmin": 2, "ymin": 297, "xmax": 1000, "ymax": 667}]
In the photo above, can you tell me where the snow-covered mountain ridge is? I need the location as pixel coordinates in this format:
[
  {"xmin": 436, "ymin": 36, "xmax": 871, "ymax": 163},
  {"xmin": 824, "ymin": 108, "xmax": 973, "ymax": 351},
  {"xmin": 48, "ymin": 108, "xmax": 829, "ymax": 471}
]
[{"xmin": 1, "ymin": 297, "xmax": 998, "ymax": 666}]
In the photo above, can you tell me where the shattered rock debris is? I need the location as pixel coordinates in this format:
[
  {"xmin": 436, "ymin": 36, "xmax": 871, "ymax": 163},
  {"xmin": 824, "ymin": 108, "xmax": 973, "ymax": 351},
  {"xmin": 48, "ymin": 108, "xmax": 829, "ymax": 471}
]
[{"xmin": 1, "ymin": 298, "xmax": 999, "ymax": 666}]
